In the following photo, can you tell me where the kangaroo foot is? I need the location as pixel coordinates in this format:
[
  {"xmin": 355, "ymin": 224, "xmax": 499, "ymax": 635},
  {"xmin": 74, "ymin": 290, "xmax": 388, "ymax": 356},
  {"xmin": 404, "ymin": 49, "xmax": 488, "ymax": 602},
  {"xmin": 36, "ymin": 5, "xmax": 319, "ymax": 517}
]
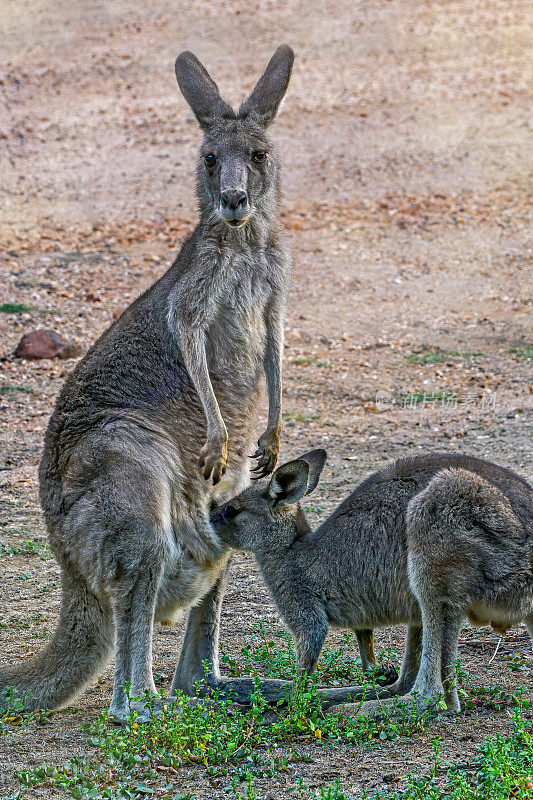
[
  {"xmin": 109, "ymin": 693, "xmax": 165, "ymax": 725},
  {"xmin": 210, "ymin": 676, "xmax": 292, "ymax": 706},
  {"xmin": 174, "ymin": 674, "xmax": 292, "ymax": 706},
  {"xmin": 318, "ymin": 680, "xmax": 399, "ymax": 710},
  {"xmin": 328, "ymin": 691, "xmax": 447, "ymax": 722}
]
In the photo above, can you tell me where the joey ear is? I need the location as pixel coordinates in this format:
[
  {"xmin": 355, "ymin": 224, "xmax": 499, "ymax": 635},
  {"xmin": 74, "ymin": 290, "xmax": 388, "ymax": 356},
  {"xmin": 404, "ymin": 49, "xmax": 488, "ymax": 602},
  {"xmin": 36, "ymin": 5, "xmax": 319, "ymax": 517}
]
[
  {"xmin": 298, "ymin": 449, "xmax": 327, "ymax": 495},
  {"xmin": 239, "ymin": 44, "xmax": 294, "ymax": 126},
  {"xmin": 267, "ymin": 459, "xmax": 310, "ymax": 507},
  {"xmin": 175, "ymin": 51, "xmax": 234, "ymax": 129}
]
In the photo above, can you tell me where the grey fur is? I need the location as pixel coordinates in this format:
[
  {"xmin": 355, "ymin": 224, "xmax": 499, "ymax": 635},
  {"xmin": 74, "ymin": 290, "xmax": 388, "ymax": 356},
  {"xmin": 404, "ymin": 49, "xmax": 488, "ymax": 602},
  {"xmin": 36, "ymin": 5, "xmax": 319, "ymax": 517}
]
[
  {"xmin": 212, "ymin": 451, "xmax": 533, "ymax": 716},
  {"xmin": 0, "ymin": 46, "xmax": 295, "ymax": 723}
]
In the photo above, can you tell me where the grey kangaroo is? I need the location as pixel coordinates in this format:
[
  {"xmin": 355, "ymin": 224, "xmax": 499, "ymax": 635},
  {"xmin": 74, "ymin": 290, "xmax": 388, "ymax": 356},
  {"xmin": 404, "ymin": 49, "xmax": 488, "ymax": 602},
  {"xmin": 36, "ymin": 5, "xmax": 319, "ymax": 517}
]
[
  {"xmin": 212, "ymin": 450, "xmax": 533, "ymax": 716},
  {"xmin": 0, "ymin": 46, "xmax": 298, "ymax": 724}
]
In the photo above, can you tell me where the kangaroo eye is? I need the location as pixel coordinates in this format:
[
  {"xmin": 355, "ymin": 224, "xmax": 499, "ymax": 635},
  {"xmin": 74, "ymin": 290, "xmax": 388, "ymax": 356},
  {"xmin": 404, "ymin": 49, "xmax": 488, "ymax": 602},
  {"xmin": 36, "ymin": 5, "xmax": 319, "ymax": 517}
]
[
  {"xmin": 252, "ymin": 150, "xmax": 267, "ymax": 163},
  {"xmin": 204, "ymin": 153, "xmax": 216, "ymax": 168}
]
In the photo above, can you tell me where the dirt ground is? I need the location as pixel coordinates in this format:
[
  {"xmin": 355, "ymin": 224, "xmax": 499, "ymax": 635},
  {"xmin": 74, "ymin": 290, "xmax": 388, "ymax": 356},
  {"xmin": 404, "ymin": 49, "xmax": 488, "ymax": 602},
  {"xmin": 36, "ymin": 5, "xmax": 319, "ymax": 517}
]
[{"xmin": 0, "ymin": 0, "xmax": 532, "ymax": 797}]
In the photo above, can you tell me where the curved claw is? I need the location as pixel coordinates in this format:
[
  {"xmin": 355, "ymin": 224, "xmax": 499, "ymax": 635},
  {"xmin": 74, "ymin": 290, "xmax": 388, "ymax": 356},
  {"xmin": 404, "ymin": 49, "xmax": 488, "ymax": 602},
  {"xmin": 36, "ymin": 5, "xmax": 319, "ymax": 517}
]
[
  {"xmin": 251, "ymin": 458, "xmax": 270, "ymax": 473},
  {"xmin": 251, "ymin": 457, "xmax": 268, "ymax": 470},
  {"xmin": 250, "ymin": 427, "xmax": 280, "ymax": 479},
  {"xmin": 250, "ymin": 452, "xmax": 276, "ymax": 480},
  {"xmin": 251, "ymin": 468, "xmax": 271, "ymax": 481}
]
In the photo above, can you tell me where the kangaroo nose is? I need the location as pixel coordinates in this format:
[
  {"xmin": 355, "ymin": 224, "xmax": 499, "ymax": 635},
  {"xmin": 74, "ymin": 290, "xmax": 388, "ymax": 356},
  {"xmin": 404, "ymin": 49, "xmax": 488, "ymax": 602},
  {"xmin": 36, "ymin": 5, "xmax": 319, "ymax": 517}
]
[{"xmin": 220, "ymin": 190, "xmax": 248, "ymax": 211}]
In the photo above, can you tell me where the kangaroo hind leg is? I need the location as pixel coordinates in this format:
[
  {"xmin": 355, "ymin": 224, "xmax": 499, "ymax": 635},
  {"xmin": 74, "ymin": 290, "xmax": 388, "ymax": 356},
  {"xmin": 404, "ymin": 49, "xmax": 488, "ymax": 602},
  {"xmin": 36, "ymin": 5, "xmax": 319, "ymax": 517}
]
[
  {"xmin": 109, "ymin": 552, "xmax": 165, "ymax": 724},
  {"xmin": 171, "ymin": 561, "xmax": 292, "ymax": 706},
  {"xmin": 324, "ymin": 624, "xmax": 422, "ymax": 713}
]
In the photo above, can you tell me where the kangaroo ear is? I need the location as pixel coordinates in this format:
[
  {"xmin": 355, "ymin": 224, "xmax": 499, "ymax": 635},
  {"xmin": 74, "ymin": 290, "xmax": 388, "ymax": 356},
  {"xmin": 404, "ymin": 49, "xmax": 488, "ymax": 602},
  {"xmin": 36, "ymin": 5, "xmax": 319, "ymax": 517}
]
[
  {"xmin": 239, "ymin": 44, "xmax": 294, "ymax": 127},
  {"xmin": 268, "ymin": 459, "xmax": 310, "ymax": 507},
  {"xmin": 175, "ymin": 51, "xmax": 234, "ymax": 129},
  {"xmin": 298, "ymin": 449, "xmax": 327, "ymax": 495}
]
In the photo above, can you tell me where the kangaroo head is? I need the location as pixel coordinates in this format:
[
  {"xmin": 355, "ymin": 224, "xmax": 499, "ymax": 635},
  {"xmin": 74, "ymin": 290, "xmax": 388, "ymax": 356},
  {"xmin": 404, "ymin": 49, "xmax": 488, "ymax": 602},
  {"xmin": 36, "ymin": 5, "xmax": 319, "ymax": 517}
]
[
  {"xmin": 211, "ymin": 449, "xmax": 327, "ymax": 550},
  {"xmin": 175, "ymin": 45, "xmax": 294, "ymax": 229}
]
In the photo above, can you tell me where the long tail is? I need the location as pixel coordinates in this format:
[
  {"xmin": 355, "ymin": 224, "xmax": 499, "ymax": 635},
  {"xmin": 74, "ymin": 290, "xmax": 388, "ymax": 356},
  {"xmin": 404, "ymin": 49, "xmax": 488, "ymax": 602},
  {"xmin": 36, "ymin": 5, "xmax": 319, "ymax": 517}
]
[{"xmin": 0, "ymin": 568, "xmax": 114, "ymax": 710}]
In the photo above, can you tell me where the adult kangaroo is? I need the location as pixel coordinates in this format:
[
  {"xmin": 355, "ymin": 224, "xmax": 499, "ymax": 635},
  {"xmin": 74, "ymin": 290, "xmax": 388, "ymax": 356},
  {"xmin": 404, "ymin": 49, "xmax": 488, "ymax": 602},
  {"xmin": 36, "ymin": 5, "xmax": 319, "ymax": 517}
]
[
  {"xmin": 0, "ymin": 46, "xmax": 295, "ymax": 723},
  {"xmin": 212, "ymin": 450, "xmax": 533, "ymax": 716}
]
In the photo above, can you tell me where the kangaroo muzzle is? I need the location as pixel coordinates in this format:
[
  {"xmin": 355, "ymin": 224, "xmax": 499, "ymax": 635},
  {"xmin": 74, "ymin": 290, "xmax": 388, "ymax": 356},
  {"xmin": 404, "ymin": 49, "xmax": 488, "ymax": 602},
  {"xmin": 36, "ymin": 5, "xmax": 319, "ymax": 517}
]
[{"xmin": 220, "ymin": 189, "xmax": 249, "ymax": 226}]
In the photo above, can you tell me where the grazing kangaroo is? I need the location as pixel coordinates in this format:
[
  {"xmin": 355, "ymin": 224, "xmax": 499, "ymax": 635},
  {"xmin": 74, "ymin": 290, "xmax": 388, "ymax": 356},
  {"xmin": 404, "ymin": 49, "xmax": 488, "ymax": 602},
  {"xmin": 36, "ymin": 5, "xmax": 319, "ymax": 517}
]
[
  {"xmin": 0, "ymin": 46, "xmax": 296, "ymax": 724},
  {"xmin": 212, "ymin": 450, "xmax": 533, "ymax": 716}
]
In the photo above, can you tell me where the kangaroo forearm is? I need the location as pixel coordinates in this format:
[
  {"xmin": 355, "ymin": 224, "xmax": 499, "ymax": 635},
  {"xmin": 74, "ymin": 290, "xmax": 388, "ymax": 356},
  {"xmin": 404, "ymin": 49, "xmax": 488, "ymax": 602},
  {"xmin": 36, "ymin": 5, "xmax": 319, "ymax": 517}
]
[
  {"xmin": 265, "ymin": 352, "xmax": 282, "ymax": 431},
  {"xmin": 294, "ymin": 621, "xmax": 328, "ymax": 674},
  {"xmin": 264, "ymin": 324, "xmax": 283, "ymax": 431},
  {"xmin": 177, "ymin": 326, "xmax": 225, "ymax": 435},
  {"xmin": 260, "ymin": 563, "xmax": 328, "ymax": 671}
]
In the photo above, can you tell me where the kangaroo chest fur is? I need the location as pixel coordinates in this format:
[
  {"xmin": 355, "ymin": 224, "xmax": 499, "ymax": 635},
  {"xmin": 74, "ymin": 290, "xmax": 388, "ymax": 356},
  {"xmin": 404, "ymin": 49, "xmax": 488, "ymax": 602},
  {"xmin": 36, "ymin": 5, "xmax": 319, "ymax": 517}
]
[{"xmin": 203, "ymin": 247, "xmax": 272, "ymax": 376}]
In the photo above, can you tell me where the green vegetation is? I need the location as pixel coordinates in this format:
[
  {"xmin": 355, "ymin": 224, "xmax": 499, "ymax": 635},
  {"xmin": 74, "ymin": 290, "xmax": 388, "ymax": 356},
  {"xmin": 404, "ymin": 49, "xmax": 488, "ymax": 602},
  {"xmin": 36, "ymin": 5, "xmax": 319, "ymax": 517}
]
[
  {"xmin": 377, "ymin": 705, "xmax": 532, "ymax": 800},
  {"xmin": 283, "ymin": 412, "xmax": 321, "ymax": 423},
  {"xmin": 2, "ymin": 628, "xmax": 530, "ymax": 799},
  {"xmin": 8, "ymin": 694, "xmax": 531, "ymax": 800},
  {"xmin": 509, "ymin": 346, "xmax": 533, "ymax": 360},
  {"xmin": 2, "ymin": 613, "xmax": 52, "ymax": 640},
  {"xmin": 405, "ymin": 350, "xmax": 482, "ymax": 365},
  {"xmin": 220, "ymin": 625, "xmax": 397, "ymax": 687},
  {"xmin": 11, "ymin": 681, "xmax": 431, "ymax": 799},
  {"xmin": 291, "ymin": 356, "xmax": 332, "ymax": 368},
  {"xmin": 233, "ymin": 706, "xmax": 533, "ymax": 798},
  {"xmin": 503, "ymin": 653, "xmax": 531, "ymax": 674},
  {"xmin": 0, "ymin": 385, "xmax": 33, "ymax": 395},
  {"xmin": 0, "ymin": 302, "xmax": 56, "ymax": 314},
  {"xmin": 0, "ymin": 538, "xmax": 52, "ymax": 559},
  {"xmin": 0, "ymin": 303, "xmax": 35, "ymax": 314}
]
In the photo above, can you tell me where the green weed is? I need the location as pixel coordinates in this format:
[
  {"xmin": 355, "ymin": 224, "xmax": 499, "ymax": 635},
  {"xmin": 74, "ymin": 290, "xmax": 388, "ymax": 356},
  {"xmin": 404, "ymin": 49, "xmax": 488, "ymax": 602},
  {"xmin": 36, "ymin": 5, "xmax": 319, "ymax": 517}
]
[
  {"xmin": 509, "ymin": 346, "xmax": 533, "ymax": 360},
  {"xmin": 504, "ymin": 654, "xmax": 532, "ymax": 674},
  {"xmin": 405, "ymin": 350, "xmax": 482, "ymax": 365},
  {"xmin": 0, "ymin": 303, "xmax": 35, "ymax": 314},
  {"xmin": 0, "ymin": 302, "xmax": 56, "ymax": 314},
  {"xmin": 0, "ymin": 539, "xmax": 52, "ymax": 559},
  {"xmin": 221, "ymin": 626, "xmax": 375, "ymax": 684},
  {"xmin": 283, "ymin": 412, "xmax": 321, "ymax": 423},
  {"xmin": 377, "ymin": 704, "xmax": 533, "ymax": 799},
  {"xmin": 291, "ymin": 357, "xmax": 332, "ymax": 368},
  {"xmin": 8, "ymin": 630, "xmax": 528, "ymax": 800},
  {"xmin": 0, "ymin": 385, "xmax": 33, "ymax": 395},
  {"xmin": 229, "ymin": 703, "xmax": 533, "ymax": 799}
]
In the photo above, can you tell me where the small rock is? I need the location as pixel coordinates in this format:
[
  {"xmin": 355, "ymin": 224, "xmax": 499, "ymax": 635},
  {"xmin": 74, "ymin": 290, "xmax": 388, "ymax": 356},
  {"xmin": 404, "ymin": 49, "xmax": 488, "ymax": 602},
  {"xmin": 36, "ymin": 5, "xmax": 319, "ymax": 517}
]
[{"xmin": 14, "ymin": 329, "xmax": 82, "ymax": 360}]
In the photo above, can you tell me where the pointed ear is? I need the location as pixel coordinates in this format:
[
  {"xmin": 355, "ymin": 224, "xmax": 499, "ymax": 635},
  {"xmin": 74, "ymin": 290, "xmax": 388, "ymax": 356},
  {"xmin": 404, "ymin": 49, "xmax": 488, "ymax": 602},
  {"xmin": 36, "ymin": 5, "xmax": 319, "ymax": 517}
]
[
  {"xmin": 267, "ymin": 459, "xmax": 310, "ymax": 507},
  {"xmin": 298, "ymin": 449, "xmax": 327, "ymax": 495},
  {"xmin": 239, "ymin": 44, "xmax": 294, "ymax": 127},
  {"xmin": 175, "ymin": 51, "xmax": 234, "ymax": 129}
]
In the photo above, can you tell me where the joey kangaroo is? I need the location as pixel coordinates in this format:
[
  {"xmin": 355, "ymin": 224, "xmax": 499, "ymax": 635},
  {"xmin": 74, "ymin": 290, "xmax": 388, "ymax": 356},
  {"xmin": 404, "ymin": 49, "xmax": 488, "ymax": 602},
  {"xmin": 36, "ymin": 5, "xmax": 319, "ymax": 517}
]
[
  {"xmin": 212, "ymin": 450, "xmax": 533, "ymax": 716},
  {"xmin": 0, "ymin": 46, "xmax": 296, "ymax": 724}
]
